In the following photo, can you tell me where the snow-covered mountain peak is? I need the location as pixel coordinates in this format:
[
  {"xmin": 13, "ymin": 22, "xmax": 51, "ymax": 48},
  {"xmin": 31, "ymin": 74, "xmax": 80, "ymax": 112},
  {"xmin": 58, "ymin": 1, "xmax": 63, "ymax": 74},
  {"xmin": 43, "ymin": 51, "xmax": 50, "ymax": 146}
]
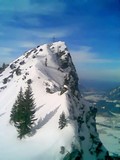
[{"xmin": 0, "ymin": 41, "xmax": 108, "ymax": 160}]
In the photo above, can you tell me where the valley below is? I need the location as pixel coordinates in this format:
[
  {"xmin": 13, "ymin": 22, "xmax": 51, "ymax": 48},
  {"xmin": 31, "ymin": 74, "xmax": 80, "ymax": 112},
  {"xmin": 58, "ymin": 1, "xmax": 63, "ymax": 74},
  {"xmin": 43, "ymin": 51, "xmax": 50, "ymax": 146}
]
[{"xmin": 84, "ymin": 90, "xmax": 120, "ymax": 157}]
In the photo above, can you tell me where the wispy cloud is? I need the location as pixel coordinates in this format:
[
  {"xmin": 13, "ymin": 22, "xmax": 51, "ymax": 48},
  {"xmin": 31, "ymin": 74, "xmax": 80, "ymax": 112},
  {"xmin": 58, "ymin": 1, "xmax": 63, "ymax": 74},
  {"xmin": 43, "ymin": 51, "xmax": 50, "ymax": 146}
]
[
  {"xmin": 71, "ymin": 45, "xmax": 120, "ymax": 82},
  {"xmin": 77, "ymin": 67, "xmax": 120, "ymax": 82},
  {"xmin": 31, "ymin": 28, "xmax": 70, "ymax": 39},
  {"xmin": 71, "ymin": 46, "xmax": 120, "ymax": 64},
  {"xmin": 0, "ymin": 47, "xmax": 14, "ymax": 56},
  {"xmin": 17, "ymin": 41, "xmax": 37, "ymax": 49},
  {"xmin": 0, "ymin": 26, "xmax": 71, "ymax": 45},
  {"xmin": 0, "ymin": 47, "xmax": 15, "ymax": 65},
  {"xmin": 0, "ymin": 0, "xmax": 66, "ymax": 15}
]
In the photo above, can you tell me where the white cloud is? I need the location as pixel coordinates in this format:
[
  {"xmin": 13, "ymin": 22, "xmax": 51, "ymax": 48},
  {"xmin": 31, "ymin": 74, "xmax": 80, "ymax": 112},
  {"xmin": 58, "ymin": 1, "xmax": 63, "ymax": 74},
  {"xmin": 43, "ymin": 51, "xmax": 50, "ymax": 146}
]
[
  {"xmin": 0, "ymin": 47, "xmax": 15, "ymax": 65},
  {"xmin": 71, "ymin": 46, "xmax": 120, "ymax": 64},
  {"xmin": 77, "ymin": 67, "xmax": 120, "ymax": 82},
  {"xmin": 70, "ymin": 46, "xmax": 120, "ymax": 82},
  {"xmin": 4, "ymin": 26, "xmax": 70, "ymax": 43},
  {"xmin": 0, "ymin": 47, "xmax": 14, "ymax": 56},
  {"xmin": 18, "ymin": 42, "xmax": 37, "ymax": 48}
]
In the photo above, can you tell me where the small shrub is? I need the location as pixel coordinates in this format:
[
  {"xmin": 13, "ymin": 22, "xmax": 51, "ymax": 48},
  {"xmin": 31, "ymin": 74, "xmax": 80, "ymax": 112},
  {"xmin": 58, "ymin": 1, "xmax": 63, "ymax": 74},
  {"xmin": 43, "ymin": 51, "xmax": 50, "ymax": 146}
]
[
  {"xmin": 19, "ymin": 60, "xmax": 25, "ymax": 65},
  {"xmin": 3, "ymin": 78, "xmax": 8, "ymax": 84},
  {"xmin": 16, "ymin": 67, "xmax": 21, "ymax": 76},
  {"xmin": 27, "ymin": 79, "xmax": 32, "ymax": 84},
  {"xmin": 60, "ymin": 146, "xmax": 65, "ymax": 154},
  {"xmin": 46, "ymin": 88, "xmax": 51, "ymax": 93},
  {"xmin": 0, "ymin": 86, "xmax": 7, "ymax": 90},
  {"xmin": 32, "ymin": 55, "xmax": 36, "ymax": 58},
  {"xmin": 22, "ymin": 76, "xmax": 26, "ymax": 80},
  {"xmin": 39, "ymin": 48, "xmax": 43, "ymax": 51},
  {"xmin": 59, "ymin": 112, "xmax": 67, "ymax": 129},
  {"xmin": 25, "ymin": 72, "xmax": 29, "ymax": 75},
  {"xmin": 10, "ymin": 63, "xmax": 16, "ymax": 69}
]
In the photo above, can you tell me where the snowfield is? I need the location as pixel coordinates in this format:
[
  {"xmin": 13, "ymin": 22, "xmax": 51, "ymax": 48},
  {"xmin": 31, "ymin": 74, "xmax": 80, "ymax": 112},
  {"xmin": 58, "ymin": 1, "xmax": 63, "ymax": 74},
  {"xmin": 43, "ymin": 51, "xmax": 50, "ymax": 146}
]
[{"xmin": 0, "ymin": 41, "xmax": 107, "ymax": 160}]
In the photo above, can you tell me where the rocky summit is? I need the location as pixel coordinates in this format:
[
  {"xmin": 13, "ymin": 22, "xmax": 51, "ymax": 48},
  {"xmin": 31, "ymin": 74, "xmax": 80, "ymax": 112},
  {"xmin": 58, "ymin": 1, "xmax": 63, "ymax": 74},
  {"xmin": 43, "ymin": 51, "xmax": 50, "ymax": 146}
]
[{"xmin": 0, "ymin": 41, "xmax": 108, "ymax": 160}]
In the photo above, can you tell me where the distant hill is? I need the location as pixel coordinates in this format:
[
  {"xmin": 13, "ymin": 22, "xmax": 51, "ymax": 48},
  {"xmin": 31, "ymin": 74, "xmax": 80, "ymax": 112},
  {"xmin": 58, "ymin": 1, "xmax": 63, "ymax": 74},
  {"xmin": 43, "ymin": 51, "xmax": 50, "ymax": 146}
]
[{"xmin": 107, "ymin": 86, "xmax": 120, "ymax": 101}]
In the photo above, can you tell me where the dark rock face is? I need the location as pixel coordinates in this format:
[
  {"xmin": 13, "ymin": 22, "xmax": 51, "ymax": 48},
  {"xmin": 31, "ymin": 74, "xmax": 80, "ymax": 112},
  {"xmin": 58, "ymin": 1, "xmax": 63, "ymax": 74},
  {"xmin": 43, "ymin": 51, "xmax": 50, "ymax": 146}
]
[{"xmin": 56, "ymin": 49, "xmax": 80, "ymax": 97}]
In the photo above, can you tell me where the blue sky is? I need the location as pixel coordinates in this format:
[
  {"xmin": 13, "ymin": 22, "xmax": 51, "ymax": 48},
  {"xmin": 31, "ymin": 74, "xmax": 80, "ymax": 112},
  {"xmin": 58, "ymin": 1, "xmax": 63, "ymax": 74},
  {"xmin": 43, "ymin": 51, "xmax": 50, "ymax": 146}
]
[{"xmin": 0, "ymin": 0, "xmax": 120, "ymax": 82}]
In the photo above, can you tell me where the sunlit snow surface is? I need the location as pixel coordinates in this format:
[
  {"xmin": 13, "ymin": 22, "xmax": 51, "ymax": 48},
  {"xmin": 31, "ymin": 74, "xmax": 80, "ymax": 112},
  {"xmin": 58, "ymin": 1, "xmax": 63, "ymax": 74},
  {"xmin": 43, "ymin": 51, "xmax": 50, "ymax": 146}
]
[
  {"xmin": 0, "ymin": 41, "xmax": 107, "ymax": 160},
  {"xmin": 0, "ymin": 42, "xmax": 75, "ymax": 160},
  {"xmin": 96, "ymin": 114, "xmax": 120, "ymax": 156}
]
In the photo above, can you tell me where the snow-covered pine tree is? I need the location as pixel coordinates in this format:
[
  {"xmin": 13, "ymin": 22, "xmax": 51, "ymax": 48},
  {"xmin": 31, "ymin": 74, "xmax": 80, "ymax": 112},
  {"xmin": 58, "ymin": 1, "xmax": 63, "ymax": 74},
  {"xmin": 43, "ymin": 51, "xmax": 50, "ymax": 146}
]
[
  {"xmin": 59, "ymin": 112, "xmax": 67, "ymax": 129},
  {"xmin": 10, "ymin": 85, "xmax": 36, "ymax": 139},
  {"xmin": 2, "ymin": 63, "xmax": 6, "ymax": 69},
  {"xmin": 20, "ymin": 84, "xmax": 36, "ymax": 136},
  {"xmin": 10, "ymin": 88, "xmax": 24, "ymax": 125}
]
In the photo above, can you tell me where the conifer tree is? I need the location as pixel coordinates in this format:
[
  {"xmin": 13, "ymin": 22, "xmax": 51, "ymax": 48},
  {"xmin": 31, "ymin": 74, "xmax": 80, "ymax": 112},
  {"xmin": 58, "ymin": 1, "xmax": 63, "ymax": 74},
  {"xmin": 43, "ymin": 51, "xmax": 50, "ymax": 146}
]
[
  {"xmin": 10, "ymin": 85, "xmax": 36, "ymax": 139},
  {"xmin": 10, "ymin": 88, "xmax": 24, "ymax": 125},
  {"xmin": 59, "ymin": 112, "xmax": 67, "ymax": 129},
  {"xmin": 2, "ymin": 63, "xmax": 6, "ymax": 69},
  {"xmin": 17, "ymin": 84, "xmax": 36, "ymax": 139}
]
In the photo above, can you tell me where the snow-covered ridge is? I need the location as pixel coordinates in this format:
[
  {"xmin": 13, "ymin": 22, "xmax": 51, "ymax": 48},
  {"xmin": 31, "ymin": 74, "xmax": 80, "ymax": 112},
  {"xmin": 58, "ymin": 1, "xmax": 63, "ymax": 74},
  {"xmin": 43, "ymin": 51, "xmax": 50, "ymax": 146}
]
[{"xmin": 0, "ymin": 41, "xmax": 108, "ymax": 160}]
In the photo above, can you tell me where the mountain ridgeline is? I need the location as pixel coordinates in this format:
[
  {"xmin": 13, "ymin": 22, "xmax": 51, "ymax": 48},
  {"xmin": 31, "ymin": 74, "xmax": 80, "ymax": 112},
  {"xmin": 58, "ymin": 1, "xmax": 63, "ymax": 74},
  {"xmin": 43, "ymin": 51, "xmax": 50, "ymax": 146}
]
[{"xmin": 0, "ymin": 41, "xmax": 109, "ymax": 160}]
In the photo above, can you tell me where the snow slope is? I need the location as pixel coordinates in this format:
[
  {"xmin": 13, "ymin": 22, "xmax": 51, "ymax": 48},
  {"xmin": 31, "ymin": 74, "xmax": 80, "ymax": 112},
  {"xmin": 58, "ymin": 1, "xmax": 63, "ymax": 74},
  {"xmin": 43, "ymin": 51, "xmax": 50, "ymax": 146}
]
[
  {"xmin": 0, "ymin": 41, "xmax": 107, "ymax": 160},
  {"xmin": 96, "ymin": 115, "xmax": 120, "ymax": 157}
]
